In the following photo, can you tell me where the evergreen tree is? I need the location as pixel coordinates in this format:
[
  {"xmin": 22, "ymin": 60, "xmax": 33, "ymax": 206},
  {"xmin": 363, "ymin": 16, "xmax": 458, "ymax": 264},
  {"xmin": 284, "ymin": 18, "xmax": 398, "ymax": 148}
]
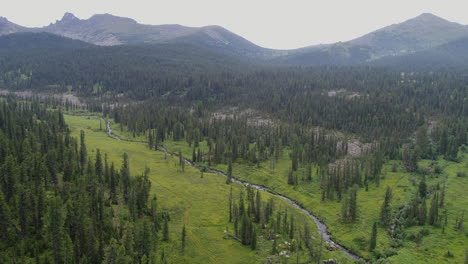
[
  {"xmin": 121, "ymin": 153, "xmax": 130, "ymax": 202},
  {"xmin": 79, "ymin": 130, "xmax": 87, "ymax": 171},
  {"xmin": 439, "ymin": 182, "xmax": 446, "ymax": 208},
  {"xmin": 429, "ymin": 192, "xmax": 439, "ymax": 226},
  {"xmin": 163, "ymin": 218, "xmax": 170, "ymax": 241},
  {"xmin": 255, "ymin": 190, "xmax": 261, "ymax": 223},
  {"xmin": 228, "ymin": 186, "xmax": 233, "ymax": 222},
  {"xmin": 416, "ymin": 125, "xmax": 430, "ymax": 158},
  {"xmin": 348, "ymin": 186, "xmax": 358, "ymax": 222},
  {"xmin": 226, "ymin": 159, "xmax": 233, "ymax": 184},
  {"xmin": 0, "ymin": 191, "xmax": 11, "ymax": 239},
  {"xmin": 179, "ymin": 151, "xmax": 185, "ymax": 172},
  {"xmin": 95, "ymin": 149, "xmax": 103, "ymax": 183},
  {"xmin": 250, "ymin": 228, "xmax": 257, "ymax": 250},
  {"xmin": 271, "ymin": 238, "xmax": 278, "ymax": 255},
  {"xmin": 46, "ymin": 196, "xmax": 66, "ymax": 264},
  {"xmin": 379, "ymin": 187, "xmax": 393, "ymax": 227},
  {"xmin": 181, "ymin": 225, "xmax": 186, "ymax": 253},
  {"xmin": 419, "ymin": 176, "xmax": 427, "ymax": 198},
  {"xmin": 369, "ymin": 222, "xmax": 377, "ymax": 251},
  {"xmin": 418, "ymin": 198, "xmax": 427, "ymax": 225}
]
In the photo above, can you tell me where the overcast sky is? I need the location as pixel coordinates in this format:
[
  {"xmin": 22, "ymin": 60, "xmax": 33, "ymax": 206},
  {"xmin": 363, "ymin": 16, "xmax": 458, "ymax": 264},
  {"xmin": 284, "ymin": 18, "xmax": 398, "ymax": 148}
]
[{"xmin": 3, "ymin": 0, "xmax": 468, "ymax": 49}]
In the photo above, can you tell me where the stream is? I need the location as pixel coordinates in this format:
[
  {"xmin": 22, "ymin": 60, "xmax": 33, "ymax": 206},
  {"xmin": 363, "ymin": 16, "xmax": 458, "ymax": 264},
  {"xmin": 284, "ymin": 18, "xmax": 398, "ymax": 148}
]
[{"xmin": 104, "ymin": 119, "xmax": 364, "ymax": 262}]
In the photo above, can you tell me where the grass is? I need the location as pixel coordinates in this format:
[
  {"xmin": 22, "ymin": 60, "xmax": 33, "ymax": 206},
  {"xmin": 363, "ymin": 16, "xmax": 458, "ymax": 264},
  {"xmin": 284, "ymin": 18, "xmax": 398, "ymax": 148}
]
[
  {"xmin": 153, "ymin": 135, "xmax": 468, "ymax": 263},
  {"xmin": 386, "ymin": 157, "xmax": 468, "ymax": 264},
  {"xmin": 64, "ymin": 113, "xmax": 355, "ymax": 264},
  {"xmin": 84, "ymin": 114, "xmax": 468, "ymax": 263}
]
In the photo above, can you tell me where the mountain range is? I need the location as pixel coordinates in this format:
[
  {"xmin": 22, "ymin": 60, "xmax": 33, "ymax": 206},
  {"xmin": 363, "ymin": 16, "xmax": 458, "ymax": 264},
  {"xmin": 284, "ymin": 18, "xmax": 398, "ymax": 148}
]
[{"xmin": 1, "ymin": 12, "xmax": 468, "ymax": 66}]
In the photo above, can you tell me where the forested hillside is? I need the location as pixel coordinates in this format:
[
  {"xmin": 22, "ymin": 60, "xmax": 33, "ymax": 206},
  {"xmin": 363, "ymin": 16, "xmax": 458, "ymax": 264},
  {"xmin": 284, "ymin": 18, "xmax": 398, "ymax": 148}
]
[{"xmin": 0, "ymin": 98, "xmax": 162, "ymax": 263}]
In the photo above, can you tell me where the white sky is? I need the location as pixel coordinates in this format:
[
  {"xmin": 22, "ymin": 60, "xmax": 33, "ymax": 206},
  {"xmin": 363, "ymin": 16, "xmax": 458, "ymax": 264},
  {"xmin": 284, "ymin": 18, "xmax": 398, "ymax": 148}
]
[{"xmin": 3, "ymin": 0, "xmax": 468, "ymax": 49}]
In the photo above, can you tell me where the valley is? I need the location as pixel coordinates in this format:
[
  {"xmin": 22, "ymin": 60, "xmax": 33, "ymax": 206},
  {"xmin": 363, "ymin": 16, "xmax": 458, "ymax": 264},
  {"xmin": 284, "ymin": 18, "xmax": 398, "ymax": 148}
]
[{"xmin": 0, "ymin": 8, "xmax": 467, "ymax": 264}]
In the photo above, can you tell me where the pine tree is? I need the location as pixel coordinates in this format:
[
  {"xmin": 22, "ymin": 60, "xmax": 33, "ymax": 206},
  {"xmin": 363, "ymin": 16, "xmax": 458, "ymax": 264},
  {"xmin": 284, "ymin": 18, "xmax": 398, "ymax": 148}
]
[
  {"xmin": 181, "ymin": 225, "xmax": 186, "ymax": 253},
  {"xmin": 418, "ymin": 198, "xmax": 427, "ymax": 225},
  {"xmin": 379, "ymin": 187, "xmax": 393, "ymax": 227},
  {"xmin": 291, "ymin": 151, "xmax": 298, "ymax": 171},
  {"xmin": 429, "ymin": 192, "xmax": 439, "ymax": 226},
  {"xmin": 240, "ymin": 213, "xmax": 251, "ymax": 245},
  {"xmin": 455, "ymin": 212, "xmax": 464, "ymax": 232},
  {"xmin": 369, "ymin": 222, "xmax": 377, "ymax": 251},
  {"xmin": 46, "ymin": 196, "xmax": 66, "ymax": 264},
  {"xmin": 229, "ymin": 186, "xmax": 233, "ymax": 222},
  {"xmin": 419, "ymin": 176, "xmax": 427, "ymax": 198},
  {"xmin": 1, "ymin": 155, "xmax": 18, "ymax": 202},
  {"xmin": 79, "ymin": 130, "xmax": 87, "ymax": 171},
  {"xmin": 439, "ymin": 182, "xmax": 446, "ymax": 208},
  {"xmin": 442, "ymin": 209, "xmax": 448, "ymax": 234},
  {"xmin": 179, "ymin": 151, "xmax": 185, "ymax": 172},
  {"xmin": 306, "ymin": 164, "xmax": 312, "ymax": 181},
  {"xmin": 163, "ymin": 218, "xmax": 170, "ymax": 241},
  {"xmin": 121, "ymin": 153, "xmax": 130, "ymax": 202},
  {"xmin": 226, "ymin": 159, "xmax": 233, "ymax": 184},
  {"xmin": 348, "ymin": 186, "xmax": 358, "ymax": 222},
  {"xmin": 134, "ymin": 219, "xmax": 155, "ymax": 261},
  {"xmin": 416, "ymin": 125, "xmax": 430, "ymax": 158},
  {"xmin": 255, "ymin": 190, "xmax": 261, "ymax": 223},
  {"xmin": 271, "ymin": 237, "xmax": 278, "ymax": 255},
  {"xmin": 109, "ymin": 162, "xmax": 117, "ymax": 201},
  {"xmin": 289, "ymin": 216, "xmax": 295, "ymax": 239},
  {"xmin": 104, "ymin": 153, "xmax": 110, "ymax": 184},
  {"xmin": 287, "ymin": 168, "xmax": 295, "ymax": 185},
  {"xmin": 0, "ymin": 191, "xmax": 11, "ymax": 239},
  {"xmin": 250, "ymin": 228, "xmax": 257, "ymax": 250},
  {"xmin": 95, "ymin": 149, "xmax": 103, "ymax": 183}
]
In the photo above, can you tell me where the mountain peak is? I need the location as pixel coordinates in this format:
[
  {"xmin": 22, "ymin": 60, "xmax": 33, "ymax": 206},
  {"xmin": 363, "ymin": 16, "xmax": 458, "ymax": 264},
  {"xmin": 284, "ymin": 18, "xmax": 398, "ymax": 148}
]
[
  {"xmin": 409, "ymin": 13, "xmax": 457, "ymax": 25},
  {"xmin": 51, "ymin": 12, "xmax": 81, "ymax": 27},
  {"xmin": 415, "ymin": 13, "xmax": 441, "ymax": 19},
  {"xmin": 61, "ymin": 12, "xmax": 79, "ymax": 22},
  {"xmin": 0, "ymin": 17, "xmax": 9, "ymax": 23}
]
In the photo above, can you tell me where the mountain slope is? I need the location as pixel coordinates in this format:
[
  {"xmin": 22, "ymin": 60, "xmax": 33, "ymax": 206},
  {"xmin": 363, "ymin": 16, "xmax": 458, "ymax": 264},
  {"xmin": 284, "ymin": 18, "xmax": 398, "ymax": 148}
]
[
  {"xmin": 37, "ymin": 13, "xmax": 273, "ymax": 58},
  {"xmin": 350, "ymin": 13, "xmax": 468, "ymax": 58},
  {"xmin": 1, "ymin": 12, "xmax": 468, "ymax": 66},
  {"xmin": 271, "ymin": 42, "xmax": 373, "ymax": 65},
  {"xmin": 0, "ymin": 33, "xmax": 250, "ymax": 97},
  {"xmin": 0, "ymin": 32, "xmax": 92, "ymax": 55},
  {"xmin": 373, "ymin": 36, "xmax": 468, "ymax": 70},
  {"xmin": 275, "ymin": 13, "xmax": 468, "ymax": 65},
  {"xmin": 0, "ymin": 17, "xmax": 26, "ymax": 35}
]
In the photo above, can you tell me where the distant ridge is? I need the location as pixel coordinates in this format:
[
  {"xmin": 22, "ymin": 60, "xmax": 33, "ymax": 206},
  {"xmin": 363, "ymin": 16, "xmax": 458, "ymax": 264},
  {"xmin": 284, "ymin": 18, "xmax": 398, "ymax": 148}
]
[
  {"xmin": 274, "ymin": 13, "xmax": 468, "ymax": 65},
  {"xmin": 1, "ymin": 12, "xmax": 468, "ymax": 65}
]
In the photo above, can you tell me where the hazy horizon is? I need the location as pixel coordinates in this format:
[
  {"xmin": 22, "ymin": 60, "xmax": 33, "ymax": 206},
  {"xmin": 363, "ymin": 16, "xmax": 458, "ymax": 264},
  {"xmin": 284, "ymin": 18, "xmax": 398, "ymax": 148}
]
[{"xmin": 3, "ymin": 0, "xmax": 468, "ymax": 49}]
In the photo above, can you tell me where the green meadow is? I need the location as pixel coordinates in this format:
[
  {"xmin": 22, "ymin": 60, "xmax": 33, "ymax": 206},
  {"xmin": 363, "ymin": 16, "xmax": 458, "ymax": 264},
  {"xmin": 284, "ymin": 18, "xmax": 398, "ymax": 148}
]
[
  {"xmin": 76, "ymin": 113, "xmax": 468, "ymax": 263},
  {"xmin": 64, "ymin": 113, "xmax": 354, "ymax": 264},
  {"xmin": 208, "ymin": 152, "xmax": 468, "ymax": 264},
  {"xmin": 134, "ymin": 130, "xmax": 468, "ymax": 263}
]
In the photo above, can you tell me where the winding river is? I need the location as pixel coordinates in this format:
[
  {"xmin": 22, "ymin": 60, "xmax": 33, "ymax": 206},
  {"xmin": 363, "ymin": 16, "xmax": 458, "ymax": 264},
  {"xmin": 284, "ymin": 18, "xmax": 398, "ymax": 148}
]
[{"xmin": 104, "ymin": 119, "xmax": 364, "ymax": 262}]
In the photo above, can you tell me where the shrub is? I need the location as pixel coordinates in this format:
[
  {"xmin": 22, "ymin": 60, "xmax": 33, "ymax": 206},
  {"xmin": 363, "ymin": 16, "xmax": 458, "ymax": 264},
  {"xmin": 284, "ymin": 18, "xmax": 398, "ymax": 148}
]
[{"xmin": 445, "ymin": 250, "xmax": 454, "ymax": 258}]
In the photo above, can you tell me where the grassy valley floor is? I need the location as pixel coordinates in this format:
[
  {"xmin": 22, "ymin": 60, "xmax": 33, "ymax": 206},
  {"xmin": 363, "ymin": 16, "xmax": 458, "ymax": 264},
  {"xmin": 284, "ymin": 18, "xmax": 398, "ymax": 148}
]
[{"xmin": 65, "ymin": 112, "xmax": 355, "ymax": 264}]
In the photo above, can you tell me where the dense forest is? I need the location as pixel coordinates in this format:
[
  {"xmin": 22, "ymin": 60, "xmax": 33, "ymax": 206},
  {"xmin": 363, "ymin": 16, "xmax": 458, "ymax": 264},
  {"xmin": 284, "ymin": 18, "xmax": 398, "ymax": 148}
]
[
  {"xmin": 0, "ymin": 98, "xmax": 170, "ymax": 263},
  {"xmin": 0, "ymin": 35, "xmax": 465, "ymax": 141}
]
